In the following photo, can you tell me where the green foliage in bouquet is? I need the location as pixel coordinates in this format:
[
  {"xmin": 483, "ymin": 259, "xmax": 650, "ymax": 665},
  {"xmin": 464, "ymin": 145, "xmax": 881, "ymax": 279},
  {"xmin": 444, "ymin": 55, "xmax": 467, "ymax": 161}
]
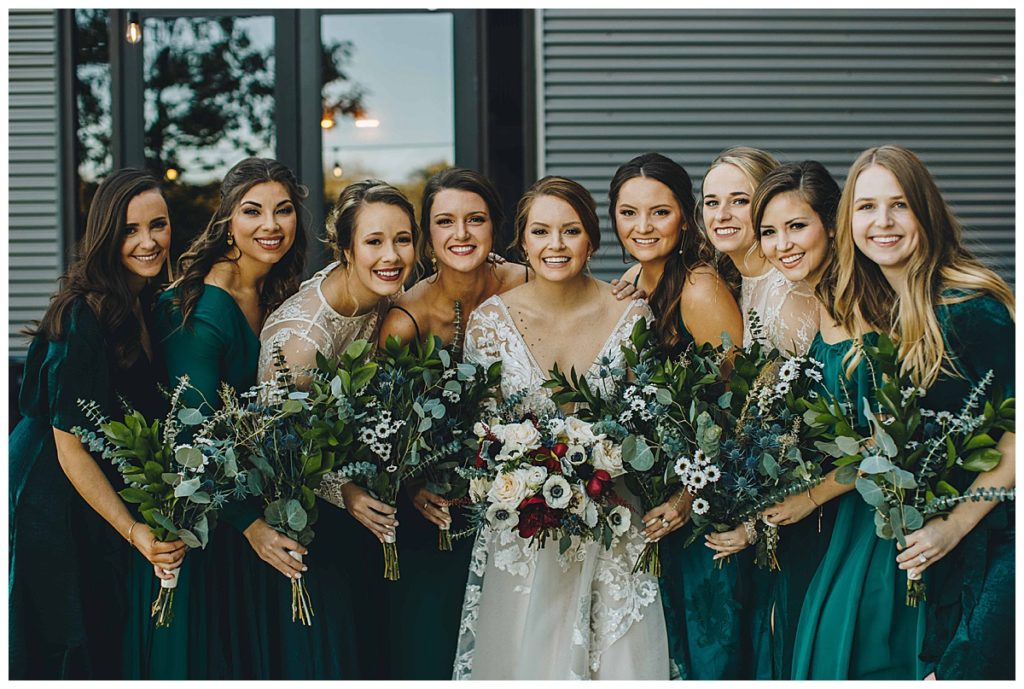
[
  {"xmin": 72, "ymin": 376, "xmax": 248, "ymax": 627},
  {"xmin": 806, "ymin": 333, "xmax": 1015, "ymax": 606},
  {"xmin": 348, "ymin": 334, "xmax": 501, "ymax": 579}
]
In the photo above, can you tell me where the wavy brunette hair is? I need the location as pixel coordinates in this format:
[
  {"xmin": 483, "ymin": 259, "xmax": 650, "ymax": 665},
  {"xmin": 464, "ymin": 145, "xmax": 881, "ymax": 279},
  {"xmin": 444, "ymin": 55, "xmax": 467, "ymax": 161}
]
[
  {"xmin": 30, "ymin": 168, "xmax": 164, "ymax": 368},
  {"xmin": 833, "ymin": 145, "xmax": 1015, "ymax": 387},
  {"xmin": 608, "ymin": 152, "xmax": 708, "ymax": 348},
  {"xmin": 172, "ymin": 157, "xmax": 308, "ymax": 326},
  {"xmin": 324, "ymin": 178, "xmax": 419, "ymax": 266}
]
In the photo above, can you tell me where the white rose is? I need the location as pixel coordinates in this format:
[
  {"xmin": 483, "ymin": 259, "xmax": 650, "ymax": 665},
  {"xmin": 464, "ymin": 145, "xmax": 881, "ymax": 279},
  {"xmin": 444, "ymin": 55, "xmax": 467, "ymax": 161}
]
[
  {"xmin": 469, "ymin": 476, "xmax": 493, "ymax": 503},
  {"xmin": 487, "ymin": 470, "xmax": 529, "ymax": 506},
  {"xmin": 486, "ymin": 502, "xmax": 520, "ymax": 528},
  {"xmin": 523, "ymin": 465, "xmax": 549, "ymax": 490},
  {"xmin": 542, "ymin": 475, "xmax": 572, "ymax": 509},
  {"xmin": 473, "ymin": 421, "xmax": 488, "ymax": 438},
  {"xmin": 584, "ymin": 501, "xmax": 599, "ymax": 528},
  {"xmin": 607, "ymin": 505, "xmax": 631, "ymax": 536},
  {"xmin": 592, "ymin": 439, "xmax": 625, "ymax": 478},
  {"xmin": 547, "ymin": 416, "xmax": 566, "ymax": 439},
  {"xmin": 497, "ymin": 422, "xmax": 541, "ymax": 452},
  {"xmin": 563, "ymin": 416, "xmax": 602, "ymax": 446}
]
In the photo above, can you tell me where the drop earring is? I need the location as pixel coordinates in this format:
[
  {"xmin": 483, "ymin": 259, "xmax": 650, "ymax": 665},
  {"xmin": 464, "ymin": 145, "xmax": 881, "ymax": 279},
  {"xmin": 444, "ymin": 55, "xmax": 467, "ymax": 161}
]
[{"xmin": 226, "ymin": 233, "xmax": 234, "ymax": 247}]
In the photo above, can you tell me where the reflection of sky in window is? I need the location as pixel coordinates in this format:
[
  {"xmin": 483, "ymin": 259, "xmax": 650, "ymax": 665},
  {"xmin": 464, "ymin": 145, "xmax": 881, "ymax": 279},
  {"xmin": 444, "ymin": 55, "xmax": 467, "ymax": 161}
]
[
  {"xmin": 321, "ymin": 13, "xmax": 454, "ymax": 184},
  {"xmin": 143, "ymin": 15, "xmax": 276, "ymax": 185}
]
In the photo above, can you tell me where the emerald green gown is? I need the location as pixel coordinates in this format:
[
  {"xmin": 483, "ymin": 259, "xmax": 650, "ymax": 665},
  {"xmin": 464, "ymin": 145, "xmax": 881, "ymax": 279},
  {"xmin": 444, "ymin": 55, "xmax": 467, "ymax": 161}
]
[
  {"xmin": 656, "ymin": 318, "xmax": 757, "ymax": 679},
  {"xmin": 918, "ymin": 292, "xmax": 1014, "ymax": 679},
  {"xmin": 791, "ymin": 331, "xmax": 927, "ymax": 679},
  {"xmin": 126, "ymin": 284, "xmax": 357, "ymax": 679},
  {"xmin": 10, "ymin": 300, "xmax": 165, "ymax": 679}
]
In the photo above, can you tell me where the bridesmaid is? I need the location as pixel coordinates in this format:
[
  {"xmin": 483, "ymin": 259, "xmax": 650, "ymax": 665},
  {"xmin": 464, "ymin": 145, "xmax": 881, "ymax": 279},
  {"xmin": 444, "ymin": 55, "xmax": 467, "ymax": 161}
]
[
  {"xmin": 127, "ymin": 157, "xmax": 308, "ymax": 679},
  {"xmin": 258, "ymin": 179, "xmax": 419, "ymax": 680},
  {"xmin": 375, "ymin": 167, "xmax": 526, "ymax": 679},
  {"xmin": 834, "ymin": 145, "xmax": 1014, "ymax": 679},
  {"xmin": 608, "ymin": 152, "xmax": 745, "ymax": 680},
  {"xmin": 755, "ymin": 160, "xmax": 926, "ymax": 680},
  {"xmin": 9, "ymin": 169, "xmax": 182, "ymax": 679}
]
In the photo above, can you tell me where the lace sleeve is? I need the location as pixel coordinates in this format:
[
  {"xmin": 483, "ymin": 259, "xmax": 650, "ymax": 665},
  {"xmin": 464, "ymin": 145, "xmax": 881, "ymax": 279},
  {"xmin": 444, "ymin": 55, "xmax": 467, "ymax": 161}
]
[
  {"xmin": 463, "ymin": 301, "xmax": 505, "ymax": 370},
  {"xmin": 773, "ymin": 283, "xmax": 820, "ymax": 356},
  {"xmin": 258, "ymin": 323, "xmax": 322, "ymax": 388}
]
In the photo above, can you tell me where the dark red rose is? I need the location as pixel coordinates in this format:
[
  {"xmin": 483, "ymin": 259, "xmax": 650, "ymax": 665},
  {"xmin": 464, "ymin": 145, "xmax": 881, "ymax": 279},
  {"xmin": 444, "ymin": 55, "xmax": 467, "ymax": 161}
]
[
  {"xmin": 585, "ymin": 469, "xmax": 612, "ymax": 499},
  {"xmin": 517, "ymin": 496, "xmax": 549, "ymax": 539},
  {"xmin": 552, "ymin": 442, "xmax": 569, "ymax": 458},
  {"xmin": 474, "ymin": 448, "xmax": 486, "ymax": 469}
]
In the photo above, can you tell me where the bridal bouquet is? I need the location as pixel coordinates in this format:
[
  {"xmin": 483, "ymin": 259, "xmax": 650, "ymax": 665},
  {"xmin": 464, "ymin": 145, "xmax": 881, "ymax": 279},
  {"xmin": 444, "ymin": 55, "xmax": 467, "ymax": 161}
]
[
  {"xmin": 808, "ymin": 333, "xmax": 1015, "ymax": 605},
  {"xmin": 73, "ymin": 376, "xmax": 248, "ymax": 627},
  {"xmin": 341, "ymin": 335, "xmax": 500, "ymax": 579},
  {"xmin": 465, "ymin": 409, "xmax": 630, "ymax": 554}
]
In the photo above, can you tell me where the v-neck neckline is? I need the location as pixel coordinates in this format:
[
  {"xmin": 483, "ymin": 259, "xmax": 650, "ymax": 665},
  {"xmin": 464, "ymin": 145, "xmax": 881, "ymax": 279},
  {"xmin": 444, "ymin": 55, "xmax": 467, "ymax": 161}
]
[
  {"xmin": 202, "ymin": 283, "xmax": 262, "ymax": 341},
  {"xmin": 493, "ymin": 295, "xmax": 637, "ymax": 382}
]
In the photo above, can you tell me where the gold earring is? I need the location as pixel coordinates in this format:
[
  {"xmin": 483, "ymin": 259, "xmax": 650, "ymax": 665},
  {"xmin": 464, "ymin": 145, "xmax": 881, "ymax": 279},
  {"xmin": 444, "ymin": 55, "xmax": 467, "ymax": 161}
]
[
  {"xmin": 430, "ymin": 252, "xmax": 437, "ymax": 269},
  {"xmin": 226, "ymin": 233, "xmax": 234, "ymax": 246}
]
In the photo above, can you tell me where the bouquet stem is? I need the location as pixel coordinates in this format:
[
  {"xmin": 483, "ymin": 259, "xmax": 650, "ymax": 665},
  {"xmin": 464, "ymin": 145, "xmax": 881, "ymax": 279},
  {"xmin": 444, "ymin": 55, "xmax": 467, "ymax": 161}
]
[
  {"xmin": 288, "ymin": 551, "xmax": 314, "ymax": 625},
  {"xmin": 382, "ymin": 538, "xmax": 400, "ymax": 580},
  {"xmin": 764, "ymin": 524, "xmax": 780, "ymax": 572},
  {"xmin": 151, "ymin": 566, "xmax": 180, "ymax": 628},
  {"xmin": 438, "ymin": 524, "xmax": 452, "ymax": 552},
  {"xmin": 906, "ymin": 576, "xmax": 926, "ymax": 607},
  {"xmin": 632, "ymin": 541, "xmax": 661, "ymax": 576}
]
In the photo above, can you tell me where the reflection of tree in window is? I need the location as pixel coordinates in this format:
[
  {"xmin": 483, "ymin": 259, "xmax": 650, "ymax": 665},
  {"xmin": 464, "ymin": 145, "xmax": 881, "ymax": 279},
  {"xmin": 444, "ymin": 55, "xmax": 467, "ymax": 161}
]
[{"xmin": 73, "ymin": 9, "xmax": 111, "ymax": 227}]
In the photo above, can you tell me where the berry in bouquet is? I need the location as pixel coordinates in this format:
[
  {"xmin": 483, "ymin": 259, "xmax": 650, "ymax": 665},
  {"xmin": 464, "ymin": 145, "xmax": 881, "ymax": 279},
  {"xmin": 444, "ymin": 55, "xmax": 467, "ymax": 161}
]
[
  {"xmin": 464, "ymin": 400, "xmax": 631, "ymax": 558},
  {"xmin": 73, "ymin": 376, "xmax": 249, "ymax": 627},
  {"xmin": 807, "ymin": 333, "xmax": 1015, "ymax": 606},
  {"xmin": 343, "ymin": 334, "xmax": 502, "ymax": 580}
]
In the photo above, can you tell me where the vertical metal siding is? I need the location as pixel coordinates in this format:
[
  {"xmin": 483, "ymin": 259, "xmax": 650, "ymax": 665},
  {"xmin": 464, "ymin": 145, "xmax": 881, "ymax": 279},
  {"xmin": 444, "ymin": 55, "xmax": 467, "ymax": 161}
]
[
  {"xmin": 9, "ymin": 10, "xmax": 61, "ymax": 355},
  {"xmin": 538, "ymin": 9, "xmax": 1015, "ymax": 284}
]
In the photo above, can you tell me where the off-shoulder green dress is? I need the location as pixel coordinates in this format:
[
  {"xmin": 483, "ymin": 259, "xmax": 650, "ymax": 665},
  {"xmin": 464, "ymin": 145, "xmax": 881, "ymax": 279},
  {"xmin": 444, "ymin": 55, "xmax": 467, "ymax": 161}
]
[
  {"xmin": 10, "ymin": 300, "xmax": 166, "ymax": 679},
  {"xmin": 791, "ymin": 331, "xmax": 926, "ymax": 679},
  {"xmin": 918, "ymin": 292, "xmax": 1014, "ymax": 680}
]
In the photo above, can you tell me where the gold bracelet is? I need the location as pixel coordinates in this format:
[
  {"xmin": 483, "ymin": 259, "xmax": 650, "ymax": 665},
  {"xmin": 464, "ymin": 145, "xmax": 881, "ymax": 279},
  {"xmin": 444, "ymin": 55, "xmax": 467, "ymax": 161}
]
[
  {"xmin": 127, "ymin": 521, "xmax": 139, "ymax": 548},
  {"xmin": 671, "ymin": 490, "xmax": 690, "ymax": 510},
  {"xmin": 806, "ymin": 488, "xmax": 820, "ymax": 507}
]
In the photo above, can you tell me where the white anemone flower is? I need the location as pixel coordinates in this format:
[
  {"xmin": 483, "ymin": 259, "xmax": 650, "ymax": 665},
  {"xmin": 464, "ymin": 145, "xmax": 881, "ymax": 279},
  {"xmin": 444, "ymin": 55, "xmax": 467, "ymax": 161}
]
[
  {"xmin": 607, "ymin": 505, "xmax": 631, "ymax": 536},
  {"xmin": 542, "ymin": 475, "xmax": 572, "ymax": 509},
  {"xmin": 486, "ymin": 502, "xmax": 520, "ymax": 528}
]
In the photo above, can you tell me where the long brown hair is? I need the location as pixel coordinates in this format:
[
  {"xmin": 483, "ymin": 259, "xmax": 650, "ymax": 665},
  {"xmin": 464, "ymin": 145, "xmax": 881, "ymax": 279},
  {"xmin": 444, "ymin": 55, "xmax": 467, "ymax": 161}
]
[
  {"xmin": 833, "ymin": 145, "xmax": 1015, "ymax": 386},
  {"xmin": 30, "ymin": 168, "xmax": 164, "ymax": 368},
  {"xmin": 608, "ymin": 152, "xmax": 708, "ymax": 348},
  {"xmin": 173, "ymin": 157, "xmax": 308, "ymax": 326}
]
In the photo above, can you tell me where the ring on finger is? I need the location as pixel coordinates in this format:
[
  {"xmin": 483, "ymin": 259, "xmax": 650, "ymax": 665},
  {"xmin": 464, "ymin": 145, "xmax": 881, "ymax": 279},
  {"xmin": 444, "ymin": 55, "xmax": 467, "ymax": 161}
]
[
  {"xmin": 660, "ymin": 518, "xmax": 670, "ymax": 529},
  {"xmin": 762, "ymin": 515, "xmax": 775, "ymax": 528},
  {"xmin": 918, "ymin": 553, "xmax": 927, "ymax": 564}
]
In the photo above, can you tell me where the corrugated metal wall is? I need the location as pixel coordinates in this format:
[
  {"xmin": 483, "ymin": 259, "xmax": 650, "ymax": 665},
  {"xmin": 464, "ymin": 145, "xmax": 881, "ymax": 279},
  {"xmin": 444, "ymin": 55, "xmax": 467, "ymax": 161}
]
[
  {"xmin": 537, "ymin": 9, "xmax": 1015, "ymax": 284},
  {"xmin": 9, "ymin": 10, "xmax": 61, "ymax": 356}
]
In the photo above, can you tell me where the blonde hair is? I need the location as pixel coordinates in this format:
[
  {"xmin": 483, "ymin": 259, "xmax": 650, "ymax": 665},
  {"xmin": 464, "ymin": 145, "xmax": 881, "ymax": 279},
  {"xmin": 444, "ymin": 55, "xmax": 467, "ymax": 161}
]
[
  {"xmin": 833, "ymin": 145, "xmax": 1015, "ymax": 387},
  {"xmin": 704, "ymin": 146, "xmax": 781, "ymax": 283}
]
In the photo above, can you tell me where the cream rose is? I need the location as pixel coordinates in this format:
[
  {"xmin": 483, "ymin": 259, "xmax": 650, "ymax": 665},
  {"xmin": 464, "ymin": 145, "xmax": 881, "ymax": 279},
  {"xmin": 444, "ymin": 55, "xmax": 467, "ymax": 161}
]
[
  {"xmin": 592, "ymin": 439, "xmax": 625, "ymax": 478},
  {"xmin": 563, "ymin": 416, "xmax": 603, "ymax": 446},
  {"xmin": 496, "ymin": 422, "xmax": 541, "ymax": 452},
  {"xmin": 523, "ymin": 465, "xmax": 548, "ymax": 490},
  {"xmin": 487, "ymin": 468, "xmax": 529, "ymax": 506},
  {"xmin": 469, "ymin": 476, "xmax": 493, "ymax": 503}
]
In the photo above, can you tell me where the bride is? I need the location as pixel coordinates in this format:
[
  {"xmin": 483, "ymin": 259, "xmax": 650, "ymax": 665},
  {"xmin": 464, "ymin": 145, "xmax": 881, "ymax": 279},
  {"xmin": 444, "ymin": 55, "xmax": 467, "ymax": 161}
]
[{"xmin": 453, "ymin": 176, "xmax": 670, "ymax": 679}]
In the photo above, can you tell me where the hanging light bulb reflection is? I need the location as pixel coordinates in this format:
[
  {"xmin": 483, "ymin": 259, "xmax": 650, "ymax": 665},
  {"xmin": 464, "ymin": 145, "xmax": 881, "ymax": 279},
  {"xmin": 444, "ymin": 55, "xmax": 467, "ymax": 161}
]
[
  {"xmin": 125, "ymin": 11, "xmax": 142, "ymax": 44},
  {"xmin": 165, "ymin": 167, "xmax": 179, "ymax": 181},
  {"xmin": 321, "ymin": 109, "xmax": 336, "ymax": 129},
  {"xmin": 332, "ymin": 162, "xmax": 343, "ymax": 178}
]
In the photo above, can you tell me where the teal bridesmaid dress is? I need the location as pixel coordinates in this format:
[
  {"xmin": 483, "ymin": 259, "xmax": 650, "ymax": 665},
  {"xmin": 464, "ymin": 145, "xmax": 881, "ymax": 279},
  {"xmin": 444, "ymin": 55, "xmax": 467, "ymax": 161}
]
[
  {"xmin": 10, "ymin": 300, "xmax": 165, "ymax": 679},
  {"xmin": 918, "ymin": 292, "xmax": 1014, "ymax": 680},
  {"xmin": 126, "ymin": 284, "xmax": 357, "ymax": 679},
  {"xmin": 791, "ymin": 331, "xmax": 926, "ymax": 679}
]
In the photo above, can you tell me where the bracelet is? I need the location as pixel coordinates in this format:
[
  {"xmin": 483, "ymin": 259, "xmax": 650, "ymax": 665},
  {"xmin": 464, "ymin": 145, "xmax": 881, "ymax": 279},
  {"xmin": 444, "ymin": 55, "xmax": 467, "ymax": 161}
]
[
  {"xmin": 671, "ymin": 490, "xmax": 690, "ymax": 510},
  {"xmin": 806, "ymin": 487, "xmax": 820, "ymax": 508},
  {"xmin": 127, "ymin": 521, "xmax": 139, "ymax": 548}
]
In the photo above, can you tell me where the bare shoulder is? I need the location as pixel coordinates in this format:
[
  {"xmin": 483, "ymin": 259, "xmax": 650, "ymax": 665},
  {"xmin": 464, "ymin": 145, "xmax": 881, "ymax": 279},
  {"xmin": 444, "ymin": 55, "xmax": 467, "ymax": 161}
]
[
  {"xmin": 681, "ymin": 264, "xmax": 734, "ymax": 305},
  {"xmin": 377, "ymin": 301, "xmax": 421, "ymax": 346},
  {"xmin": 495, "ymin": 261, "xmax": 529, "ymax": 293}
]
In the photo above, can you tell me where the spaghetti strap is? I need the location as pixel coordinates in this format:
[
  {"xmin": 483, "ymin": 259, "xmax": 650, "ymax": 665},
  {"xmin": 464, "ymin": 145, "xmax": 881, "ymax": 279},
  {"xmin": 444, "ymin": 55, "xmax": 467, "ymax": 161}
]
[
  {"xmin": 388, "ymin": 304, "xmax": 422, "ymax": 342},
  {"xmin": 524, "ymin": 262, "xmax": 529, "ymax": 283},
  {"xmin": 632, "ymin": 267, "xmax": 642, "ymax": 288}
]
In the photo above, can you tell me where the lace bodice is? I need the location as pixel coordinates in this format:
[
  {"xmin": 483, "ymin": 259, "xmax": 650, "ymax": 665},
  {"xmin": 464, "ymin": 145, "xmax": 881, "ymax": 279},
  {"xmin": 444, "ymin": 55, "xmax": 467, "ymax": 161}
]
[
  {"xmin": 741, "ymin": 267, "xmax": 819, "ymax": 355},
  {"xmin": 454, "ymin": 293, "xmax": 668, "ymax": 680},
  {"xmin": 463, "ymin": 295, "xmax": 652, "ymax": 414},
  {"xmin": 257, "ymin": 261, "xmax": 388, "ymax": 385}
]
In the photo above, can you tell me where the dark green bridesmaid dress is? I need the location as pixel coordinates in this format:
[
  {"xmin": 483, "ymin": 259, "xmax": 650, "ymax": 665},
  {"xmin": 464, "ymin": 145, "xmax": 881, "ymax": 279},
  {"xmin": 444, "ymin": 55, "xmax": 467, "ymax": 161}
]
[
  {"xmin": 918, "ymin": 292, "xmax": 1014, "ymax": 680},
  {"xmin": 10, "ymin": 299, "xmax": 165, "ymax": 679},
  {"xmin": 655, "ymin": 317, "xmax": 758, "ymax": 679},
  {"xmin": 791, "ymin": 331, "xmax": 926, "ymax": 679},
  {"xmin": 126, "ymin": 284, "xmax": 357, "ymax": 679}
]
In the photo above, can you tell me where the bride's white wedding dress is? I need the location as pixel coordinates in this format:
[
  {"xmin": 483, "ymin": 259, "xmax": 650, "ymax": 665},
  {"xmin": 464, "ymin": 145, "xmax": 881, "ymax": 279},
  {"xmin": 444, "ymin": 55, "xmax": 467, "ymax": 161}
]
[{"xmin": 452, "ymin": 295, "xmax": 670, "ymax": 680}]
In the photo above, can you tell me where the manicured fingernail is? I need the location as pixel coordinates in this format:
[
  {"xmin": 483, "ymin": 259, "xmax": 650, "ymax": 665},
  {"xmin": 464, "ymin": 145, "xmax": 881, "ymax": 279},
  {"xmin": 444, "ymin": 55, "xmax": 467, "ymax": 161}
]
[
  {"xmin": 302, "ymin": 566, "xmax": 308, "ymax": 572},
  {"xmin": 294, "ymin": 572, "xmax": 302, "ymax": 579},
  {"xmin": 644, "ymin": 519, "xmax": 657, "ymax": 527}
]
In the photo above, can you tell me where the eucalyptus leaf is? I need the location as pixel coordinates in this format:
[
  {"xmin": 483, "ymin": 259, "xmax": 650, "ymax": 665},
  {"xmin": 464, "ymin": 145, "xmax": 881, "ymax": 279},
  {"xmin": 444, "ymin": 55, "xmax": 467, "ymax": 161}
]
[
  {"xmin": 438, "ymin": 348, "xmax": 451, "ymax": 368},
  {"xmin": 813, "ymin": 440, "xmax": 845, "ymax": 459},
  {"xmin": 418, "ymin": 417, "xmax": 433, "ymax": 432},
  {"xmin": 855, "ymin": 477, "xmax": 885, "ymax": 507},
  {"xmin": 655, "ymin": 388, "xmax": 673, "ymax": 406},
  {"xmin": 285, "ymin": 499, "xmax": 307, "ymax": 531},
  {"xmin": 174, "ymin": 477, "xmax": 201, "ymax": 498},
  {"xmin": 623, "ymin": 435, "xmax": 655, "ymax": 472},
  {"xmin": 188, "ymin": 491, "xmax": 211, "ymax": 504},
  {"xmin": 717, "ymin": 391, "xmax": 733, "ymax": 409},
  {"xmin": 282, "ymin": 399, "xmax": 304, "ymax": 414},
  {"xmin": 177, "ymin": 529, "xmax": 201, "ymax": 549},
  {"xmin": 193, "ymin": 513, "xmax": 210, "ymax": 548},
  {"xmin": 151, "ymin": 510, "xmax": 177, "ymax": 533},
  {"xmin": 859, "ymin": 454, "xmax": 896, "ymax": 474},
  {"xmin": 175, "ymin": 446, "xmax": 204, "ymax": 469},
  {"xmin": 835, "ymin": 435, "xmax": 861, "ymax": 456},
  {"xmin": 177, "ymin": 408, "xmax": 204, "ymax": 426},
  {"xmin": 875, "ymin": 429, "xmax": 898, "ymax": 458}
]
